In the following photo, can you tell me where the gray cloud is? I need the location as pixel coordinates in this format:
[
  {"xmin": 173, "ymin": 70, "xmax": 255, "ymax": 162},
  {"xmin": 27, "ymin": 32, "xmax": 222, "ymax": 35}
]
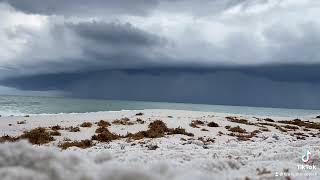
[
  {"xmin": 1, "ymin": 0, "xmax": 320, "ymax": 109},
  {"xmin": 1, "ymin": 0, "xmax": 251, "ymax": 17},
  {"xmin": 1, "ymin": 0, "xmax": 320, "ymax": 77},
  {"xmin": 69, "ymin": 22, "xmax": 164, "ymax": 46},
  {"xmin": 2, "ymin": 68, "xmax": 320, "ymax": 109},
  {"xmin": 0, "ymin": 20, "xmax": 168, "ymax": 78},
  {"xmin": 1, "ymin": 0, "xmax": 158, "ymax": 16}
]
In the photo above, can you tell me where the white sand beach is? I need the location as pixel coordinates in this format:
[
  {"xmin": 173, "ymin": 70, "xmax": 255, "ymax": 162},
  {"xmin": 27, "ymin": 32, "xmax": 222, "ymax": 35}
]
[{"xmin": 1, "ymin": 109, "xmax": 320, "ymax": 180}]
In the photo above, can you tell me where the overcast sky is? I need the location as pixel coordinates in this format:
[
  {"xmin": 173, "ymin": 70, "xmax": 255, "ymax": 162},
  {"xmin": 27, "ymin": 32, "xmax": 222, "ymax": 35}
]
[{"xmin": 0, "ymin": 0, "xmax": 320, "ymax": 109}]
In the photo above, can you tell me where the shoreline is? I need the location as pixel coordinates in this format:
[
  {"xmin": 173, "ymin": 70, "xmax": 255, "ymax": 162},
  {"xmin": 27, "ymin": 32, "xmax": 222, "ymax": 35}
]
[
  {"xmin": 1, "ymin": 109, "xmax": 320, "ymax": 179},
  {"xmin": 1, "ymin": 108, "xmax": 318, "ymax": 118}
]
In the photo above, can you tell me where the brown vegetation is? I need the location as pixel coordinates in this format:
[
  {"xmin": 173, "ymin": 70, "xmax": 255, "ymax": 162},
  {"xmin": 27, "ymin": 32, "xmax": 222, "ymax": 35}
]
[
  {"xmin": 92, "ymin": 127, "xmax": 122, "ymax": 142},
  {"xmin": 63, "ymin": 137, "xmax": 71, "ymax": 141},
  {"xmin": 228, "ymin": 129, "xmax": 261, "ymax": 141},
  {"xmin": 1, "ymin": 127, "xmax": 55, "ymax": 144},
  {"xmin": 293, "ymin": 132, "xmax": 308, "ymax": 137},
  {"xmin": 146, "ymin": 144, "xmax": 159, "ymax": 150},
  {"xmin": 67, "ymin": 126, "xmax": 80, "ymax": 132},
  {"xmin": 189, "ymin": 120, "xmax": 203, "ymax": 128},
  {"xmin": 226, "ymin": 116, "xmax": 248, "ymax": 124},
  {"xmin": 20, "ymin": 127, "xmax": 54, "ymax": 145},
  {"xmin": 95, "ymin": 126, "xmax": 108, "ymax": 133},
  {"xmin": 49, "ymin": 130, "xmax": 61, "ymax": 136},
  {"xmin": 127, "ymin": 120, "xmax": 194, "ymax": 140},
  {"xmin": 168, "ymin": 127, "xmax": 194, "ymax": 137},
  {"xmin": 207, "ymin": 121, "xmax": 219, "ymax": 127},
  {"xmin": 279, "ymin": 119, "xmax": 320, "ymax": 129},
  {"xmin": 264, "ymin": 118, "xmax": 275, "ymax": 122},
  {"xmin": 51, "ymin": 125, "xmax": 62, "ymax": 131},
  {"xmin": 259, "ymin": 127, "xmax": 270, "ymax": 132},
  {"xmin": 198, "ymin": 137, "xmax": 215, "ymax": 144},
  {"xmin": 80, "ymin": 122, "xmax": 93, "ymax": 128},
  {"xmin": 257, "ymin": 122, "xmax": 287, "ymax": 132},
  {"xmin": 136, "ymin": 112, "xmax": 144, "ymax": 116},
  {"xmin": 282, "ymin": 125, "xmax": 299, "ymax": 130},
  {"xmin": 112, "ymin": 118, "xmax": 134, "ymax": 125},
  {"xmin": 0, "ymin": 135, "xmax": 19, "ymax": 143},
  {"xmin": 97, "ymin": 120, "xmax": 111, "ymax": 127},
  {"xmin": 59, "ymin": 139, "xmax": 93, "ymax": 150},
  {"xmin": 17, "ymin": 120, "xmax": 26, "ymax": 124},
  {"xmin": 136, "ymin": 118, "xmax": 145, "ymax": 124},
  {"xmin": 228, "ymin": 126, "xmax": 247, "ymax": 133}
]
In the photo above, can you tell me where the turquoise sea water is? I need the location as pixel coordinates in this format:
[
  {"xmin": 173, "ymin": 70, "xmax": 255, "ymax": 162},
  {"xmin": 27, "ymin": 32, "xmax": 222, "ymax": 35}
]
[{"xmin": 0, "ymin": 95, "xmax": 319, "ymax": 118}]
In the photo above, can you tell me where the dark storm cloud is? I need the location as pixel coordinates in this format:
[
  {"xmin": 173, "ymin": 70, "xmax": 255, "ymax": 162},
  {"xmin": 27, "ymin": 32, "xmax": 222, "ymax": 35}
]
[
  {"xmin": 2, "ymin": 66, "xmax": 320, "ymax": 109},
  {"xmin": 0, "ymin": 20, "xmax": 168, "ymax": 78},
  {"xmin": 68, "ymin": 21, "xmax": 164, "ymax": 47},
  {"xmin": 1, "ymin": 0, "xmax": 320, "ymax": 109},
  {"xmin": 66, "ymin": 21, "xmax": 168, "ymax": 69},
  {"xmin": 2, "ymin": 0, "xmax": 248, "ymax": 17},
  {"xmin": 1, "ymin": 0, "xmax": 158, "ymax": 16}
]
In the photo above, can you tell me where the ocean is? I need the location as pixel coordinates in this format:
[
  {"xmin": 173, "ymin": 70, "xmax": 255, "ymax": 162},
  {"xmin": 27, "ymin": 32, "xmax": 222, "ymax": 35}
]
[{"xmin": 0, "ymin": 95, "xmax": 319, "ymax": 118}]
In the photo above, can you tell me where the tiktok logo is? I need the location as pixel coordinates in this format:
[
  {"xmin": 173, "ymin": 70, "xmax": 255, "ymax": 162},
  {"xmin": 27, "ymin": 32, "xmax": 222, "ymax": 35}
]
[{"xmin": 301, "ymin": 150, "xmax": 311, "ymax": 163}]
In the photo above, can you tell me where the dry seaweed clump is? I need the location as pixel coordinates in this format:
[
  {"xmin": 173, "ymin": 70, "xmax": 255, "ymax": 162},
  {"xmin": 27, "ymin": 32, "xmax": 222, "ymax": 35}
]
[
  {"xmin": 67, "ymin": 126, "xmax": 80, "ymax": 132},
  {"xmin": 95, "ymin": 126, "xmax": 108, "ymax": 133},
  {"xmin": 146, "ymin": 144, "xmax": 159, "ymax": 150},
  {"xmin": 190, "ymin": 120, "xmax": 204, "ymax": 128},
  {"xmin": 264, "ymin": 118, "xmax": 275, "ymax": 122},
  {"xmin": 51, "ymin": 125, "xmax": 62, "ymax": 131},
  {"xmin": 226, "ymin": 116, "xmax": 247, "ymax": 123},
  {"xmin": 20, "ymin": 127, "xmax": 54, "ymax": 145},
  {"xmin": 141, "ymin": 120, "xmax": 169, "ymax": 138},
  {"xmin": 257, "ymin": 122, "xmax": 288, "ymax": 132},
  {"xmin": 0, "ymin": 135, "xmax": 19, "ymax": 143},
  {"xmin": 226, "ymin": 116, "xmax": 254, "ymax": 125},
  {"xmin": 207, "ymin": 121, "xmax": 219, "ymax": 127},
  {"xmin": 228, "ymin": 126, "xmax": 247, "ymax": 133},
  {"xmin": 136, "ymin": 112, "xmax": 144, "ymax": 116},
  {"xmin": 17, "ymin": 120, "xmax": 26, "ymax": 124},
  {"xmin": 1, "ymin": 127, "xmax": 55, "ymax": 144},
  {"xmin": 80, "ymin": 122, "xmax": 93, "ymax": 128},
  {"xmin": 136, "ymin": 118, "xmax": 145, "ymax": 124},
  {"xmin": 97, "ymin": 120, "xmax": 111, "ymax": 127},
  {"xmin": 59, "ymin": 139, "xmax": 93, "ymax": 150},
  {"xmin": 282, "ymin": 125, "xmax": 299, "ymax": 130},
  {"xmin": 279, "ymin": 119, "xmax": 320, "ymax": 129},
  {"xmin": 92, "ymin": 127, "xmax": 122, "ymax": 142},
  {"xmin": 112, "ymin": 118, "xmax": 134, "ymax": 125},
  {"xmin": 228, "ymin": 130, "xmax": 261, "ymax": 141},
  {"xmin": 198, "ymin": 137, "xmax": 215, "ymax": 144},
  {"xmin": 168, "ymin": 127, "xmax": 194, "ymax": 137},
  {"xmin": 127, "ymin": 120, "xmax": 194, "ymax": 140},
  {"xmin": 49, "ymin": 130, "xmax": 61, "ymax": 136}
]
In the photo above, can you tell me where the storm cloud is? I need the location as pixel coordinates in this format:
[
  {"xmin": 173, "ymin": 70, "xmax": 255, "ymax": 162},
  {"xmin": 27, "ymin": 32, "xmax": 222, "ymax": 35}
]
[
  {"xmin": 0, "ymin": 0, "xmax": 320, "ymax": 109},
  {"xmin": 1, "ymin": 0, "xmax": 158, "ymax": 16}
]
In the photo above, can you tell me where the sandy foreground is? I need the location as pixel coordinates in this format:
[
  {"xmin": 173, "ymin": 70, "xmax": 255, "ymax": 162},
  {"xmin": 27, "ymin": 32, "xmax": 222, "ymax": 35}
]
[{"xmin": 0, "ymin": 109, "xmax": 320, "ymax": 180}]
